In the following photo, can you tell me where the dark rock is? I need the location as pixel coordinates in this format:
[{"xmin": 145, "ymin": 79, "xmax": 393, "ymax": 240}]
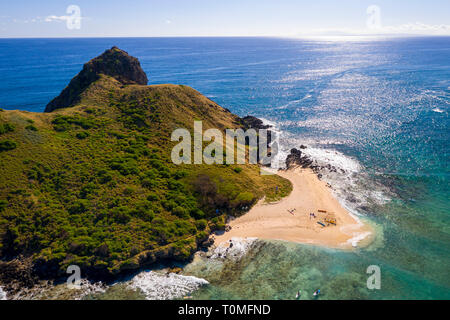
[
  {"xmin": 239, "ymin": 115, "xmax": 274, "ymax": 165},
  {"xmin": 299, "ymin": 145, "xmax": 307, "ymax": 149},
  {"xmin": 241, "ymin": 116, "xmax": 271, "ymax": 130},
  {"xmin": 45, "ymin": 46, "xmax": 148, "ymax": 112},
  {"xmin": 286, "ymin": 148, "xmax": 302, "ymax": 167},
  {"xmin": 0, "ymin": 257, "xmax": 40, "ymax": 295},
  {"xmin": 357, "ymin": 206, "xmax": 371, "ymax": 212},
  {"xmin": 285, "ymin": 148, "xmax": 313, "ymax": 169},
  {"xmin": 168, "ymin": 267, "xmax": 183, "ymax": 274},
  {"xmin": 200, "ymin": 236, "xmax": 215, "ymax": 248}
]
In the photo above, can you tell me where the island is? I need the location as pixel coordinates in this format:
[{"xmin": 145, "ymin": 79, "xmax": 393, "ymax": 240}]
[
  {"xmin": 0, "ymin": 47, "xmax": 372, "ymax": 297},
  {"xmin": 0, "ymin": 47, "xmax": 291, "ymax": 294}
]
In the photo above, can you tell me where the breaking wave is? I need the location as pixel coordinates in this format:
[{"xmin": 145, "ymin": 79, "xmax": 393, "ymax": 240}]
[
  {"xmin": 127, "ymin": 271, "xmax": 209, "ymax": 300},
  {"xmin": 261, "ymin": 119, "xmax": 391, "ymax": 214},
  {"xmin": 0, "ymin": 286, "xmax": 7, "ymax": 300}
]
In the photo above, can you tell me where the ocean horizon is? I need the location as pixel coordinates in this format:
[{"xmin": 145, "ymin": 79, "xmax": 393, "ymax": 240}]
[{"xmin": 0, "ymin": 36, "xmax": 449, "ymax": 299}]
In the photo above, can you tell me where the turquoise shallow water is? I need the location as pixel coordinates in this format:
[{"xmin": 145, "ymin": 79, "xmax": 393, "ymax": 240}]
[
  {"xmin": 0, "ymin": 37, "xmax": 448, "ymax": 299},
  {"xmin": 183, "ymin": 238, "xmax": 450, "ymax": 300}
]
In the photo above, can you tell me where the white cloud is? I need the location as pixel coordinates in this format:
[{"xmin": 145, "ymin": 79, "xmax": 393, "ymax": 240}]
[
  {"xmin": 8, "ymin": 16, "xmax": 45, "ymax": 24},
  {"xmin": 45, "ymin": 15, "xmax": 71, "ymax": 23}
]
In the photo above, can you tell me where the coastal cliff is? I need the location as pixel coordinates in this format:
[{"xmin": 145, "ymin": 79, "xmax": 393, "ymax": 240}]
[{"xmin": 0, "ymin": 47, "xmax": 291, "ymax": 290}]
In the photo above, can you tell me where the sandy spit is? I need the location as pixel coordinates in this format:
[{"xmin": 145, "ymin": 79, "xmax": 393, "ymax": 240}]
[{"xmin": 214, "ymin": 167, "xmax": 373, "ymax": 249}]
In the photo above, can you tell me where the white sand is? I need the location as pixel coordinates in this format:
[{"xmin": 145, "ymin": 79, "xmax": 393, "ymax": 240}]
[{"xmin": 214, "ymin": 167, "xmax": 373, "ymax": 249}]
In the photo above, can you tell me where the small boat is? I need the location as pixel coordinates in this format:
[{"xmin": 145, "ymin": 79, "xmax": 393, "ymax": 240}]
[{"xmin": 317, "ymin": 222, "xmax": 326, "ymax": 227}]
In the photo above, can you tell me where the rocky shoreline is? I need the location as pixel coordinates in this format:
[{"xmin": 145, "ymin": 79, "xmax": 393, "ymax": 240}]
[
  {"xmin": 0, "ymin": 146, "xmax": 363, "ymax": 300},
  {"xmin": 0, "ymin": 114, "xmax": 275, "ymax": 300},
  {"xmin": 0, "ymin": 234, "xmax": 216, "ymax": 299},
  {"xmin": 0, "ymin": 142, "xmax": 353, "ymax": 299},
  {"xmin": 0, "ymin": 142, "xmax": 337, "ymax": 300},
  {"xmin": 285, "ymin": 146, "xmax": 346, "ymax": 182},
  {"xmin": 0, "ymin": 257, "xmax": 39, "ymax": 297}
]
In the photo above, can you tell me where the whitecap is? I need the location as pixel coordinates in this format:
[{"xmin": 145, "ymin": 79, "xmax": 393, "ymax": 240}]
[
  {"xmin": 301, "ymin": 146, "xmax": 361, "ymax": 173},
  {"xmin": 75, "ymin": 279, "xmax": 107, "ymax": 299},
  {"xmin": 432, "ymin": 108, "xmax": 444, "ymax": 113},
  {"xmin": 258, "ymin": 119, "xmax": 391, "ymax": 212},
  {"xmin": 127, "ymin": 271, "xmax": 209, "ymax": 300},
  {"xmin": 0, "ymin": 286, "xmax": 7, "ymax": 300},
  {"xmin": 347, "ymin": 231, "xmax": 372, "ymax": 248}
]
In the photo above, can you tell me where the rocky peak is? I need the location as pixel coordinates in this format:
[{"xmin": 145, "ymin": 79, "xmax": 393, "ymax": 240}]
[{"xmin": 45, "ymin": 47, "xmax": 148, "ymax": 112}]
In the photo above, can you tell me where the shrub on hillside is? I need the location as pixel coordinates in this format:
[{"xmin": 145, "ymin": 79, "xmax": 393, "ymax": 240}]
[
  {"xmin": 76, "ymin": 131, "xmax": 89, "ymax": 139},
  {"xmin": 0, "ymin": 200, "xmax": 8, "ymax": 212},
  {"xmin": 0, "ymin": 123, "xmax": 15, "ymax": 135},
  {"xmin": 25, "ymin": 125, "xmax": 38, "ymax": 131},
  {"xmin": 0, "ymin": 140, "xmax": 17, "ymax": 152}
]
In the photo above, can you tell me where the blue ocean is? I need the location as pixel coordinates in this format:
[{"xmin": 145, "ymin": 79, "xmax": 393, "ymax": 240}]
[{"xmin": 0, "ymin": 37, "xmax": 448, "ymax": 299}]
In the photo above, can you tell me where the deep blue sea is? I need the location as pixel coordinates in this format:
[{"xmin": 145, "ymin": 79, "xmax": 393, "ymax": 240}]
[{"xmin": 0, "ymin": 37, "xmax": 449, "ymax": 299}]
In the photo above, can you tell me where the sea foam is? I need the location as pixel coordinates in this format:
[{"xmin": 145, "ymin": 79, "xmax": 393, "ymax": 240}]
[
  {"xmin": 127, "ymin": 271, "xmax": 209, "ymax": 300},
  {"xmin": 0, "ymin": 286, "xmax": 7, "ymax": 300},
  {"xmin": 261, "ymin": 119, "xmax": 391, "ymax": 213}
]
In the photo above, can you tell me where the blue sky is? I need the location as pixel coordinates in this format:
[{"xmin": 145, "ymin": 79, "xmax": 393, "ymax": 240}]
[{"xmin": 0, "ymin": 0, "xmax": 449, "ymax": 38}]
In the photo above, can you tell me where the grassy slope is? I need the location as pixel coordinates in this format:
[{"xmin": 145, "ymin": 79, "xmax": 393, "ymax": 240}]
[{"xmin": 0, "ymin": 75, "xmax": 291, "ymax": 278}]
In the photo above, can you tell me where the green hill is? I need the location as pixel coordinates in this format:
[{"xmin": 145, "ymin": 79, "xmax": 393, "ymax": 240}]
[{"xmin": 0, "ymin": 47, "xmax": 291, "ymax": 280}]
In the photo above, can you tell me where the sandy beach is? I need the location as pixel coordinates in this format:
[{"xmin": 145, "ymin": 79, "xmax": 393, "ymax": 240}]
[{"xmin": 214, "ymin": 167, "xmax": 373, "ymax": 249}]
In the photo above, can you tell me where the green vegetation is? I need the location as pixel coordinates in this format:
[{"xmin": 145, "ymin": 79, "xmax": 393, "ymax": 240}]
[
  {"xmin": 0, "ymin": 200, "xmax": 7, "ymax": 212},
  {"xmin": 76, "ymin": 131, "xmax": 89, "ymax": 139},
  {"xmin": 234, "ymin": 167, "xmax": 243, "ymax": 173},
  {"xmin": 51, "ymin": 115, "xmax": 99, "ymax": 132},
  {"xmin": 25, "ymin": 125, "xmax": 38, "ymax": 131},
  {"xmin": 0, "ymin": 123, "xmax": 15, "ymax": 135},
  {"xmin": 0, "ymin": 73, "xmax": 291, "ymax": 279},
  {"xmin": 0, "ymin": 140, "xmax": 17, "ymax": 152}
]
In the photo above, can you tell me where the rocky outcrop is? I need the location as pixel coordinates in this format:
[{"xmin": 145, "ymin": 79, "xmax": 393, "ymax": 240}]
[
  {"xmin": 240, "ymin": 116, "xmax": 274, "ymax": 165},
  {"xmin": 0, "ymin": 257, "xmax": 40, "ymax": 296},
  {"xmin": 45, "ymin": 46, "xmax": 148, "ymax": 112},
  {"xmin": 241, "ymin": 115, "xmax": 271, "ymax": 130},
  {"xmin": 286, "ymin": 147, "xmax": 346, "ymax": 181},
  {"xmin": 285, "ymin": 148, "xmax": 313, "ymax": 169}
]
